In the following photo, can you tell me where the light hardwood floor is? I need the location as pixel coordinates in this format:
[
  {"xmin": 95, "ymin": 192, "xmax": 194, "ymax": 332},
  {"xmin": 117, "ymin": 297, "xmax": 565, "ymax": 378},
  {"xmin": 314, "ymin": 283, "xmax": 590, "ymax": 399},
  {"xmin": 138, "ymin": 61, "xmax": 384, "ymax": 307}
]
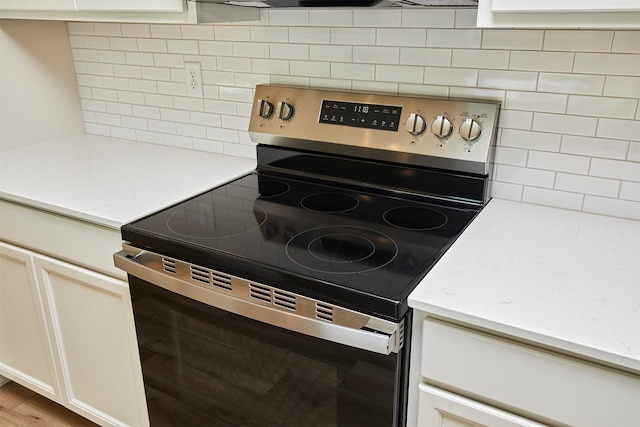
[{"xmin": 0, "ymin": 381, "xmax": 97, "ymax": 426}]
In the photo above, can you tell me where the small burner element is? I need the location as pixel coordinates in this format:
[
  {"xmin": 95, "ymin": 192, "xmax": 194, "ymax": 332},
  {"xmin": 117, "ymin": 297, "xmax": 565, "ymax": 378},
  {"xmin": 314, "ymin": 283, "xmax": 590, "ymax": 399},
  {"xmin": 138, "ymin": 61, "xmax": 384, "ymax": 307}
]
[
  {"xmin": 258, "ymin": 179, "xmax": 290, "ymax": 198},
  {"xmin": 301, "ymin": 192, "xmax": 359, "ymax": 213},
  {"xmin": 383, "ymin": 206, "xmax": 448, "ymax": 230},
  {"xmin": 286, "ymin": 226, "xmax": 397, "ymax": 274}
]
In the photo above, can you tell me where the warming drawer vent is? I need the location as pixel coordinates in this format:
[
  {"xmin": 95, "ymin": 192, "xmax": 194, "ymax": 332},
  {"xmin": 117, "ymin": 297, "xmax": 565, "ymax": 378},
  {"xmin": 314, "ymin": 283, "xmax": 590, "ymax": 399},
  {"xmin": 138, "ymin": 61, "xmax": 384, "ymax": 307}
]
[
  {"xmin": 162, "ymin": 258, "xmax": 176, "ymax": 274},
  {"xmin": 190, "ymin": 265, "xmax": 232, "ymax": 290},
  {"xmin": 273, "ymin": 290, "xmax": 296, "ymax": 311},
  {"xmin": 316, "ymin": 302, "xmax": 334, "ymax": 322},
  {"xmin": 249, "ymin": 283, "xmax": 272, "ymax": 303}
]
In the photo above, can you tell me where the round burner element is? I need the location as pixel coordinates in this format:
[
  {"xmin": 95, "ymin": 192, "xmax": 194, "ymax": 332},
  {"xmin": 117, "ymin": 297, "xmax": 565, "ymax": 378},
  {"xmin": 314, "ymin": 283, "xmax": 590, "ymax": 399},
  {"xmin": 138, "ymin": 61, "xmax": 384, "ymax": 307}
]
[
  {"xmin": 309, "ymin": 233, "xmax": 375, "ymax": 264},
  {"xmin": 286, "ymin": 226, "xmax": 397, "ymax": 274},
  {"xmin": 258, "ymin": 179, "xmax": 290, "ymax": 198},
  {"xmin": 300, "ymin": 192, "xmax": 359, "ymax": 213},
  {"xmin": 383, "ymin": 206, "xmax": 448, "ymax": 230}
]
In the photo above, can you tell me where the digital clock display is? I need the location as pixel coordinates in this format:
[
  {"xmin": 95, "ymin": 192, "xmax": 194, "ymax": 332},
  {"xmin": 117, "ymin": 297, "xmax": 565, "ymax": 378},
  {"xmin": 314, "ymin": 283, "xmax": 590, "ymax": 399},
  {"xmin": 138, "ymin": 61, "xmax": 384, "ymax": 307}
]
[{"xmin": 319, "ymin": 100, "xmax": 402, "ymax": 132}]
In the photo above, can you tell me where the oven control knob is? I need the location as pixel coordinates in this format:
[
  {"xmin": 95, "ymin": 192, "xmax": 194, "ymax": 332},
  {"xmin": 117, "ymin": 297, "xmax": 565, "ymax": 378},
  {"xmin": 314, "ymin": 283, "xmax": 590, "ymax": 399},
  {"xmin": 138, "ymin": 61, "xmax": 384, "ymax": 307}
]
[
  {"xmin": 405, "ymin": 113, "xmax": 426, "ymax": 136},
  {"xmin": 459, "ymin": 118, "xmax": 482, "ymax": 142},
  {"xmin": 257, "ymin": 99, "xmax": 274, "ymax": 118},
  {"xmin": 431, "ymin": 115, "xmax": 453, "ymax": 139},
  {"xmin": 277, "ymin": 101, "xmax": 294, "ymax": 121}
]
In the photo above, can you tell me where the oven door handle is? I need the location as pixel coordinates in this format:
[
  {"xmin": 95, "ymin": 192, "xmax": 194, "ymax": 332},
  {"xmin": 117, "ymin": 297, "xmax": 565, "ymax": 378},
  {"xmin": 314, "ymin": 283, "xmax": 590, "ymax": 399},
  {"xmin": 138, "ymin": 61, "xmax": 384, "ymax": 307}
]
[{"xmin": 114, "ymin": 247, "xmax": 403, "ymax": 355}]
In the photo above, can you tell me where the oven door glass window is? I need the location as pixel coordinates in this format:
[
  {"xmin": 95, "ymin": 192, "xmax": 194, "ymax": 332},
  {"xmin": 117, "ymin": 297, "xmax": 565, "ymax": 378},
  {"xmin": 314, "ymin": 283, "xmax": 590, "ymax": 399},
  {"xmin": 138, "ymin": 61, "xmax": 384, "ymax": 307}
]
[{"xmin": 129, "ymin": 277, "xmax": 406, "ymax": 427}]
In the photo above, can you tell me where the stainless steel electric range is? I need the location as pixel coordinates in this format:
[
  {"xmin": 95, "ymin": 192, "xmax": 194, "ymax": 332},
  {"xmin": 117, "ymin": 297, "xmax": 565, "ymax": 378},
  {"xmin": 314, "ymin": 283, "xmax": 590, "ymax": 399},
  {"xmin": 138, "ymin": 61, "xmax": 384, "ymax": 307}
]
[{"xmin": 114, "ymin": 85, "xmax": 499, "ymax": 427}]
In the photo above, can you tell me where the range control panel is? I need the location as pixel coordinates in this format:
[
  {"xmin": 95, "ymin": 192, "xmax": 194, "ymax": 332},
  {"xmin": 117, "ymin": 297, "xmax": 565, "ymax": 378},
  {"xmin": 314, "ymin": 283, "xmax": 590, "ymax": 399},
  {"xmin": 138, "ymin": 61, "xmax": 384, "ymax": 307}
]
[{"xmin": 248, "ymin": 85, "xmax": 500, "ymax": 176}]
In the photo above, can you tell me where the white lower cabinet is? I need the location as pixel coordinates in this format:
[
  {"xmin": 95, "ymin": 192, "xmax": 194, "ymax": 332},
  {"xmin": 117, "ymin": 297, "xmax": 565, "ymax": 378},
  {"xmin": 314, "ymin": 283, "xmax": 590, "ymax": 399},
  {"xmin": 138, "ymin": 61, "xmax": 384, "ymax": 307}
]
[
  {"xmin": 417, "ymin": 384, "xmax": 544, "ymax": 427},
  {"xmin": 0, "ymin": 243, "xmax": 61, "ymax": 402},
  {"xmin": 0, "ymin": 241, "xmax": 148, "ymax": 427},
  {"xmin": 409, "ymin": 314, "xmax": 640, "ymax": 427}
]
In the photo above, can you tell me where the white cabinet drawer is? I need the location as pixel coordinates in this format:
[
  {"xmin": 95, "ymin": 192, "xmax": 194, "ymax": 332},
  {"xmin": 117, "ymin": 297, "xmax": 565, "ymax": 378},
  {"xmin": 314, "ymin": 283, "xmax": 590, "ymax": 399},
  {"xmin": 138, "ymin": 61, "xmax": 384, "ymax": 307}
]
[
  {"xmin": 418, "ymin": 383, "xmax": 546, "ymax": 427},
  {"xmin": 421, "ymin": 318, "xmax": 640, "ymax": 427}
]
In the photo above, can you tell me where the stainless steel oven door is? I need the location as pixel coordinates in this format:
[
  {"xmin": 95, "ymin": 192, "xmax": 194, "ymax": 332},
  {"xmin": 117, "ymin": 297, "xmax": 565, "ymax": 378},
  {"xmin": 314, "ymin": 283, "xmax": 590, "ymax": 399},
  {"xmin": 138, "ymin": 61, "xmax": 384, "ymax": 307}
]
[{"xmin": 115, "ymin": 247, "xmax": 410, "ymax": 426}]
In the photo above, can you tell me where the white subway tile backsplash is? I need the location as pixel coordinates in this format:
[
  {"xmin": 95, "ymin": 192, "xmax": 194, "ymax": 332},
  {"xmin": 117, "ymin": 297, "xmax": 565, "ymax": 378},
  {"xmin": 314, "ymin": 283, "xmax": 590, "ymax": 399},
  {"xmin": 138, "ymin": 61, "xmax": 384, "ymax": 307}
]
[
  {"xmin": 509, "ymin": 51, "xmax": 574, "ymax": 73},
  {"xmin": 567, "ymin": 95, "xmax": 638, "ymax": 119},
  {"xmin": 150, "ymin": 24, "xmax": 181, "ymax": 40},
  {"xmin": 555, "ymin": 173, "xmax": 620, "ymax": 198},
  {"xmin": 533, "ymin": 113, "xmax": 597, "ymax": 137},
  {"xmin": 537, "ymin": 73, "xmax": 605, "ymax": 96},
  {"xmin": 121, "ymin": 24, "xmax": 150, "ymax": 38},
  {"xmin": 354, "ymin": 10, "xmax": 401, "ymax": 28},
  {"xmin": 311, "ymin": 45, "xmax": 351, "ymax": 62},
  {"xmin": 612, "ymin": 31, "xmax": 640, "ymax": 54},
  {"xmin": 180, "ymin": 25, "xmax": 214, "ymax": 41},
  {"xmin": 505, "ymin": 91, "xmax": 566, "ymax": 113},
  {"xmin": 309, "ymin": 10, "xmax": 352, "ymax": 27},
  {"xmin": 451, "ymin": 49, "xmax": 509, "ymax": 70},
  {"xmin": 399, "ymin": 47, "xmax": 451, "ymax": 67},
  {"xmin": 496, "ymin": 165, "xmax": 555, "ymax": 188},
  {"xmin": 522, "ymin": 187, "xmax": 584, "ymax": 211},
  {"xmin": 424, "ymin": 67, "xmax": 477, "ymax": 87},
  {"xmin": 561, "ymin": 135, "xmax": 629, "ymax": 160},
  {"xmin": 478, "ymin": 70, "xmax": 537, "ymax": 91},
  {"xmin": 583, "ymin": 196, "xmax": 640, "ymax": 220},
  {"xmin": 70, "ymin": 17, "xmax": 640, "ymax": 219},
  {"xmin": 620, "ymin": 181, "xmax": 640, "ymax": 201},
  {"xmin": 573, "ymin": 53, "xmax": 640, "ymax": 76},
  {"xmin": 527, "ymin": 151, "xmax": 590, "ymax": 174},
  {"xmin": 427, "ymin": 29, "xmax": 481, "ymax": 49},
  {"xmin": 403, "ymin": 9, "xmax": 454, "ymax": 29},
  {"xmin": 482, "ymin": 30, "xmax": 543, "ymax": 50},
  {"xmin": 603, "ymin": 76, "xmax": 640, "ymax": 99},
  {"xmin": 376, "ymin": 65, "xmax": 423, "ymax": 84},
  {"xmin": 354, "ymin": 46, "xmax": 398, "ymax": 64},
  {"xmin": 272, "ymin": 43, "xmax": 309, "ymax": 60},
  {"xmin": 597, "ymin": 118, "xmax": 640, "ymax": 142},
  {"xmin": 591, "ymin": 158, "xmax": 640, "ymax": 182},
  {"xmin": 377, "ymin": 29, "xmax": 426, "ymax": 47},
  {"xmin": 543, "ymin": 30, "xmax": 614, "ymax": 52},
  {"xmin": 500, "ymin": 129, "xmax": 561, "ymax": 152}
]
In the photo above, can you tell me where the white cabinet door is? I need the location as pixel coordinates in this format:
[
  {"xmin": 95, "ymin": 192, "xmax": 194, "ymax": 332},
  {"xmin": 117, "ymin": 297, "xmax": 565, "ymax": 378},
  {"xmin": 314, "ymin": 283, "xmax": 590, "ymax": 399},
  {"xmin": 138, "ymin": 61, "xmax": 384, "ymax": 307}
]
[
  {"xmin": 0, "ymin": 242, "xmax": 61, "ymax": 403},
  {"xmin": 75, "ymin": 0, "xmax": 184, "ymax": 12},
  {"xmin": 34, "ymin": 254, "xmax": 149, "ymax": 427},
  {"xmin": 417, "ymin": 384, "xmax": 547, "ymax": 427},
  {"xmin": 477, "ymin": 0, "xmax": 640, "ymax": 28},
  {"xmin": 0, "ymin": 0, "xmax": 75, "ymax": 11}
]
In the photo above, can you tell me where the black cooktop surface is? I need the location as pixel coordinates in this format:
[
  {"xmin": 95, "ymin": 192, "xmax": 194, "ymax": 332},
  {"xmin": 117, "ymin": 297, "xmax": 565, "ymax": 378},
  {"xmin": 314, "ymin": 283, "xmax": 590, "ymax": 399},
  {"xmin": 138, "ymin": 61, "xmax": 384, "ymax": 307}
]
[{"xmin": 122, "ymin": 172, "xmax": 478, "ymax": 320}]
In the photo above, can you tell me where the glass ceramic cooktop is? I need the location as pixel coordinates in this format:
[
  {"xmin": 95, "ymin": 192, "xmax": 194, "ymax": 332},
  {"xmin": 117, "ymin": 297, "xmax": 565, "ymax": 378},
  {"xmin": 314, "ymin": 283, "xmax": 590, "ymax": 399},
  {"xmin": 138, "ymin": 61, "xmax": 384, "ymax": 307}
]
[{"xmin": 122, "ymin": 172, "xmax": 477, "ymax": 320}]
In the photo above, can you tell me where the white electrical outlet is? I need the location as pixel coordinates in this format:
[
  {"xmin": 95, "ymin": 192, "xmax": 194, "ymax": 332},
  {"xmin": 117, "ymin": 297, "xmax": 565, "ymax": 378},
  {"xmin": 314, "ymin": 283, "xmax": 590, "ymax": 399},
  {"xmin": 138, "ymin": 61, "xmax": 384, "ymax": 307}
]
[{"xmin": 185, "ymin": 61, "xmax": 203, "ymax": 98}]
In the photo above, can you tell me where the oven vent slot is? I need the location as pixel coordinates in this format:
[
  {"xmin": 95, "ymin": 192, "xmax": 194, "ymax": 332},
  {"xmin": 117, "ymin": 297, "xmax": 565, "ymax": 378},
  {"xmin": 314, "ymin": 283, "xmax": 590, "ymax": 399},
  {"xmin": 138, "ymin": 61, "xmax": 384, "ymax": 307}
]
[
  {"xmin": 273, "ymin": 290, "xmax": 296, "ymax": 311},
  {"xmin": 316, "ymin": 302, "xmax": 334, "ymax": 322},
  {"xmin": 162, "ymin": 258, "xmax": 176, "ymax": 274},
  {"xmin": 190, "ymin": 266, "xmax": 232, "ymax": 291},
  {"xmin": 249, "ymin": 283, "xmax": 272, "ymax": 304}
]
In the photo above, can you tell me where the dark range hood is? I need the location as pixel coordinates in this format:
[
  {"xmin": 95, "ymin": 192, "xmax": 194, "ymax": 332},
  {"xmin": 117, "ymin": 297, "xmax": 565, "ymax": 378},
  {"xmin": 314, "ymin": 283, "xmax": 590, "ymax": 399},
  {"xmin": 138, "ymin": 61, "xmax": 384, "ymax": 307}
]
[{"xmin": 196, "ymin": 0, "xmax": 478, "ymax": 8}]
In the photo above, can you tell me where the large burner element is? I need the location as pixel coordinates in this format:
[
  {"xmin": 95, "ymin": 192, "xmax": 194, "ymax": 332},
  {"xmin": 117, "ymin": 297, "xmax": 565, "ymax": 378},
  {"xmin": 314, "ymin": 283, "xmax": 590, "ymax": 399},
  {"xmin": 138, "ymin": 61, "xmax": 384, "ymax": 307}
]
[{"xmin": 286, "ymin": 226, "xmax": 398, "ymax": 274}]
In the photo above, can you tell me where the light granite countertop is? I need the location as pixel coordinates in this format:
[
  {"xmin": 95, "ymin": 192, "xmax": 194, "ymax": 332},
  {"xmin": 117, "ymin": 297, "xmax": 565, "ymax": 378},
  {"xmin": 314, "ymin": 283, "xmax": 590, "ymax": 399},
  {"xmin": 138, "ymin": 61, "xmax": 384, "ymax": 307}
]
[
  {"xmin": 409, "ymin": 198, "xmax": 640, "ymax": 373},
  {"xmin": 0, "ymin": 134, "xmax": 256, "ymax": 229}
]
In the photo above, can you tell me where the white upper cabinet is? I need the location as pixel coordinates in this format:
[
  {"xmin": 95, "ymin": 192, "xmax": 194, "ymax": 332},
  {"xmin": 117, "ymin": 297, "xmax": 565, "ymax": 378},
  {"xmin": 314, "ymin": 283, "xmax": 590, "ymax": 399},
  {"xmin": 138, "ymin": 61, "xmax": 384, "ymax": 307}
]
[
  {"xmin": 477, "ymin": 0, "xmax": 640, "ymax": 28},
  {"xmin": 0, "ymin": 0, "xmax": 259, "ymax": 23},
  {"xmin": 0, "ymin": 0, "xmax": 75, "ymax": 10},
  {"xmin": 75, "ymin": 0, "xmax": 184, "ymax": 12}
]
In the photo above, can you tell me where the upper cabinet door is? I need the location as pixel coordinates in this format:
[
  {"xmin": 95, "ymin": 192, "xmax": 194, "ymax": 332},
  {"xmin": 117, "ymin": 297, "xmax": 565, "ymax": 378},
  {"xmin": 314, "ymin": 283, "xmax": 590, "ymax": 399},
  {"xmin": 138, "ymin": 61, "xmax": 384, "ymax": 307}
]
[
  {"xmin": 0, "ymin": 0, "xmax": 76, "ymax": 10},
  {"xmin": 75, "ymin": 0, "xmax": 184, "ymax": 12},
  {"xmin": 477, "ymin": 0, "xmax": 640, "ymax": 28}
]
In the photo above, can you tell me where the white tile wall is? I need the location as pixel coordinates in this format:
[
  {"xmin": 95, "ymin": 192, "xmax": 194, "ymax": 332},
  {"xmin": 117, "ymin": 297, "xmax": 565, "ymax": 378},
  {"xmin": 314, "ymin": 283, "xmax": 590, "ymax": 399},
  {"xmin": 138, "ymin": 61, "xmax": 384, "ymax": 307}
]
[{"xmin": 68, "ymin": 8, "xmax": 640, "ymax": 220}]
